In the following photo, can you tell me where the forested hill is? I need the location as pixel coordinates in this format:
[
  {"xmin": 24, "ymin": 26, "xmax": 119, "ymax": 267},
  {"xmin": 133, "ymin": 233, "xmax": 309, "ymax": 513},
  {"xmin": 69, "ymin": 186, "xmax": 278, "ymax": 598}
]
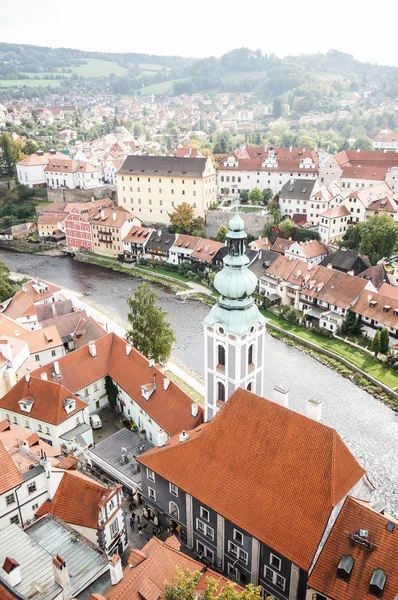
[{"xmin": 1, "ymin": 42, "xmax": 398, "ymax": 104}]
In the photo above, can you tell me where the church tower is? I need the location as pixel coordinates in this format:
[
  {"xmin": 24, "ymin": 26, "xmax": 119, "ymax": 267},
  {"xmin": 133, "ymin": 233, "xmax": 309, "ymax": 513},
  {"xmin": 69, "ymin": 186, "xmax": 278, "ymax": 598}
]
[{"xmin": 203, "ymin": 200, "xmax": 266, "ymax": 421}]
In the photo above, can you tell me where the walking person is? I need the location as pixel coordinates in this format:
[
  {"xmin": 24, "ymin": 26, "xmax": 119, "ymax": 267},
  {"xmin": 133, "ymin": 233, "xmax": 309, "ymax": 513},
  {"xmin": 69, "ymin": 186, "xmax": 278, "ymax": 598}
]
[
  {"xmin": 138, "ymin": 525, "xmax": 143, "ymax": 536},
  {"xmin": 130, "ymin": 516, "xmax": 134, "ymax": 531}
]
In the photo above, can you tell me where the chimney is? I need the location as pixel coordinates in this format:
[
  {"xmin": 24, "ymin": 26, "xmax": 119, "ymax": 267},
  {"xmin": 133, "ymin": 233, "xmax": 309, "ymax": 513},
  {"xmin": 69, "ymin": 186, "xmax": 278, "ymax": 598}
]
[
  {"xmin": 163, "ymin": 378, "xmax": 170, "ymax": 391},
  {"xmin": 327, "ymin": 263, "xmax": 333, "ymax": 269},
  {"xmin": 2, "ymin": 558, "xmax": 22, "ymax": 587},
  {"xmin": 157, "ymin": 430, "xmax": 168, "ymax": 447},
  {"xmin": 273, "ymin": 385, "xmax": 289, "ymax": 407},
  {"xmin": 89, "ymin": 341, "xmax": 97, "ymax": 358},
  {"xmin": 54, "ymin": 361, "xmax": 60, "ymax": 376},
  {"xmin": 112, "ymin": 211, "xmax": 117, "ymax": 221},
  {"xmin": 179, "ymin": 430, "xmax": 189, "ymax": 443},
  {"xmin": 52, "ymin": 555, "xmax": 72, "ymax": 600},
  {"xmin": 0, "ymin": 340, "xmax": 13, "ymax": 362},
  {"xmin": 191, "ymin": 403, "xmax": 199, "ymax": 417},
  {"xmin": 101, "ymin": 209, "xmax": 104, "ymax": 219},
  {"xmin": 25, "ymin": 373, "xmax": 31, "ymax": 384},
  {"xmin": 126, "ymin": 344, "xmax": 132, "ymax": 356},
  {"xmin": 306, "ymin": 397, "xmax": 323, "ymax": 422},
  {"xmin": 109, "ymin": 554, "xmax": 123, "ymax": 586},
  {"xmin": 157, "ymin": 229, "xmax": 162, "ymax": 237},
  {"xmin": 41, "ymin": 372, "xmax": 48, "ymax": 381},
  {"xmin": 290, "ymin": 177, "xmax": 294, "ymax": 184}
]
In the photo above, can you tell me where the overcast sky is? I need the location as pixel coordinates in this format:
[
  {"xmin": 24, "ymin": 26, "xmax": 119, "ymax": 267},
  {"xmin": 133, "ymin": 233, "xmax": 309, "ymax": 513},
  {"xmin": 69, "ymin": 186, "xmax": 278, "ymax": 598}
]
[{"xmin": 1, "ymin": 0, "xmax": 396, "ymax": 67}]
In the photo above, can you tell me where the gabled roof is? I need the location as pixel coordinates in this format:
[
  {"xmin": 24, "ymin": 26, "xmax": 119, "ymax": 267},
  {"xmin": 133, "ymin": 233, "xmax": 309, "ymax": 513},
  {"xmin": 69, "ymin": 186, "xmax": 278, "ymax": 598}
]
[
  {"xmin": 191, "ymin": 239, "xmax": 225, "ymax": 262},
  {"xmin": 3, "ymin": 291, "xmax": 36, "ymax": 320},
  {"xmin": 352, "ymin": 289, "xmax": 398, "ymax": 329},
  {"xmin": 320, "ymin": 205, "xmax": 350, "ymax": 219},
  {"xmin": 90, "ymin": 206, "xmax": 136, "ymax": 229},
  {"xmin": 358, "ymin": 265, "xmax": 388, "ymax": 290},
  {"xmin": 18, "ymin": 325, "xmax": 63, "ymax": 353},
  {"xmin": 271, "ymin": 237, "xmax": 293, "ymax": 254},
  {"xmin": 123, "ymin": 226, "xmax": 152, "ymax": 244},
  {"xmin": 0, "ymin": 440, "xmax": 24, "ymax": 494},
  {"xmin": 379, "ymin": 282, "xmax": 398, "ymax": 300},
  {"xmin": 33, "ymin": 333, "xmax": 203, "ymax": 437},
  {"xmin": 287, "ymin": 240, "xmax": 328, "ymax": 259},
  {"xmin": 16, "ymin": 151, "xmax": 65, "ymax": 167},
  {"xmin": 138, "ymin": 388, "xmax": 365, "ymax": 571},
  {"xmin": 21, "ymin": 278, "xmax": 62, "ymax": 304},
  {"xmin": 36, "ymin": 299, "xmax": 75, "ymax": 322},
  {"xmin": 308, "ymin": 497, "xmax": 398, "ymax": 600},
  {"xmin": 321, "ymin": 249, "xmax": 368, "ymax": 273},
  {"xmin": 106, "ymin": 536, "xmax": 241, "ymax": 600},
  {"xmin": 36, "ymin": 471, "xmax": 119, "ymax": 529},
  {"xmin": 280, "ymin": 178, "xmax": 317, "ymax": 200},
  {"xmin": 0, "ymin": 377, "xmax": 86, "ymax": 425},
  {"xmin": 348, "ymin": 182, "xmax": 394, "ymax": 208},
  {"xmin": 145, "ymin": 230, "xmax": 176, "ymax": 253},
  {"xmin": 118, "ymin": 155, "xmax": 208, "ymax": 177},
  {"xmin": 172, "ymin": 234, "xmax": 201, "ymax": 251},
  {"xmin": 317, "ymin": 270, "xmax": 369, "ymax": 309}
]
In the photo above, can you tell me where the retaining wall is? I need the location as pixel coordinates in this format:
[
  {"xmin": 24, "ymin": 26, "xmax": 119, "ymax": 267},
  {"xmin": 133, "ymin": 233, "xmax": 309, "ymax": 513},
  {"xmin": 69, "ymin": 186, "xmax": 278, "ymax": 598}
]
[
  {"xmin": 46, "ymin": 185, "xmax": 117, "ymax": 203},
  {"xmin": 205, "ymin": 210, "xmax": 270, "ymax": 238},
  {"xmin": 267, "ymin": 322, "xmax": 398, "ymax": 400}
]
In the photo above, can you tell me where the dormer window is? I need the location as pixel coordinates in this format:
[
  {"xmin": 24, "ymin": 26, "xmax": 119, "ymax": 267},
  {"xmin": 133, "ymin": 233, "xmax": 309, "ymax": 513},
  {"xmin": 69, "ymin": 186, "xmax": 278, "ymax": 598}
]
[
  {"xmin": 369, "ymin": 568, "xmax": 386, "ymax": 598},
  {"xmin": 63, "ymin": 398, "xmax": 76, "ymax": 414},
  {"xmin": 337, "ymin": 554, "xmax": 354, "ymax": 583},
  {"xmin": 18, "ymin": 399, "xmax": 34, "ymax": 413}
]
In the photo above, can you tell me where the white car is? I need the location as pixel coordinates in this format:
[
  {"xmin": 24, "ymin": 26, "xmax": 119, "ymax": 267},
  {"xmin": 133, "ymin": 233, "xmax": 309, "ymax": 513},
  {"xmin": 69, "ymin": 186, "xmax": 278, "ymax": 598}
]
[{"xmin": 90, "ymin": 414, "xmax": 102, "ymax": 429}]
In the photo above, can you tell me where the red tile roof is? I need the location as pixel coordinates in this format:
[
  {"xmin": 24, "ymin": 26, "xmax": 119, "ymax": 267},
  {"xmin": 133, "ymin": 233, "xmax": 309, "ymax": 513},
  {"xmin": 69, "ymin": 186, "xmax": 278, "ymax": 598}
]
[
  {"xmin": 123, "ymin": 226, "xmax": 152, "ymax": 244},
  {"xmin": 271, "ymin": 237, "xmax": 293, "ymax": 254},
  {"xmin": 36, "ymin": 471, "xmax": 120, "ymax": 529},
  {"xmin": 379, "ymin": 282, "xmax": 398, "ymax": 300},
  {"xmin": 320, "ymin": 205, "xmax": 350, "ymax": 219},
  {"xmin": 33, "ymin": 333, "xmax": 203, "ymax": 436},
  {"xmin": 106, "ymin": 536, "xmax": 241, "ymax": 600},
  {"xmin": 352, "ymin": 289, "xmax": 398, "ymax": 329},
  {"xmin": 138, "ymin": 388, "xmax": 365, "ymax": 571},
  {"xmin": 308, "ymin": 497, "xmax": 398, "ymax": 600},
  {"xmin": 173, "ymin": 234, "xmax": 201, "ymax": 251},
  {"xmin": 0, "ymin": 377, "xmax": 86, "ymax": 426},
  {"xmin": 0, "ymin": 440, "xmax": 23, "ymax": 494},
  {"xmin": 17, "ymin": 151, "xmax": 65, "ymax": 167},
  {"xmin": 335, "ymin": 149, "xmax": 398, "ymax": 180},
  {"xmin": 191, "ymin": 239, "xmax": 224, "ymax": 263},
  {"xmin": 22, "ymin": 278, "xmax": 62, "ymax": 304},
  {"xmin": 219, "ymin": 147, "xmax": 319, "ymax": 172},
  {"xmin": 90, "ymin": 206, "xmax": 136, "ymax": 229},
  {"xmin": 3, "ymin": 290, "xmax": 36, "ymax": 319},
  {"xmin": 18, "ymin": 325, "xmax": 63, "ymax": 353}
]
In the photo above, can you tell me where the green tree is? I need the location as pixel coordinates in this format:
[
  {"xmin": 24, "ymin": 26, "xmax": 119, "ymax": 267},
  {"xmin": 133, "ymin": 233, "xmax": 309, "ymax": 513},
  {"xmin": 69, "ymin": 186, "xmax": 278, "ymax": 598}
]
[
  {"xmin": 372, "ymin": 330, "xmax": 381, "ymax": 356},
  {"xmin": 380, "ymin": 327, "xmax": 390, "ymax": 355},
  {"xmin": 0, "ymin": 134, "xmax": 16, "ymax": 176},
  {"xmin": 0, "ymin": 259, "xmax": 12, "ymax": 302},
  {"xmin": 169, "ymin": 203, "xmax": 195, "ymax": 234},
  {"xmin": 268, "ymin": 198, "xmax": 280, "ymax": 222},
  {"xmin": 126, "ymin": 283, "xmax": 176, "ymax": 363},
  {"xmin": 105, "ymin": 375, "xmax": 119, "ymax": 406},
  {"xmin": 358, "ymin": 214, "xmax": 398, "ymax": 263},
  {"xmin": 340, "ymin": 309, "xmax": 362, "ymax": 335},
  {"xmin": 249, "ymin": 187, "xmax": 263, "ymax": 204},
  {"xmin": 165, "ymin": 567, "xmax": 263, "ymax": 600},
  {"xmin": 191, "ymin": 216, "xmax": 206, "ymax": 237},
  {"xmin": 262, "ymin": 189, "xmax": 273, "ymax": 204},
  {"xmin": 216, "ymin": 225, "xmax": 228, "ymax": 242},
  {"xmin": 353, "ymin": 137, "xmax": 374, "ymax": 151},
  {"xmin": 272, "ymin": 97, "xmax": 283, "ymax": 118},
  {"xmin": 279, "ymin": 218, "xmax": 296, "ymax": 238},
  {"xmin": 240, "ymin": 189, "xmax": 249, "ymax": 204},
  {"xmin": 134, "ymin": 122, "xmax": 143, "ymax": 137}
]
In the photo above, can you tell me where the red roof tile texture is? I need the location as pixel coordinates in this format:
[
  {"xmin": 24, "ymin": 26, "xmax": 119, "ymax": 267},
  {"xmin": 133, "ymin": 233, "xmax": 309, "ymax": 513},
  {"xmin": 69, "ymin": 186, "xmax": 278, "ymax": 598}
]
[
  {"xmin": 138, "ymin": 389, "xmax": 365, "ymax": 571},
  {"xmin": 0, "ymin": 440, "xmax": 23, "ymax": 494},
  {"xmin": 308, "ymin": 497, "xmax": 398, "ymax": 600}
]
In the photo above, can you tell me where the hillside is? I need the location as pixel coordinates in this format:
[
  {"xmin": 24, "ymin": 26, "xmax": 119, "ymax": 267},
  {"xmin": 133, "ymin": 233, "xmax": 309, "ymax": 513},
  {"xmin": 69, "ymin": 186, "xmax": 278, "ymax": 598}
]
[{"xmin": 1, "ymin": 43, "xmax": 398, "ymax": 106}]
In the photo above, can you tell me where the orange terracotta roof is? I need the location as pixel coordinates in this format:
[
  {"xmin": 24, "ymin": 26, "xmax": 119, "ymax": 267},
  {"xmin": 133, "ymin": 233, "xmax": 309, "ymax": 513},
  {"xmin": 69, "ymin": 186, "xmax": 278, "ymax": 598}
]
[
  {"xmin": 271, "ymin": 237, "xmax": 293, "ymax": 254},
  {"xmin": 90, "ymin": 206, "xmax": 136, "ymax": 228},
  {"xmin": 36, "ymin": 471, "xmax": 119, "ymax": 529},
  {"xmin": 352, "ymin": 289, "xmax": 398, "ymax": 329},
  {"xmin": 138, "ymin": 389, "xmax": 365, "ymax": 571},
  {"xmin": 18, "ymin": 325, "xmax": 63, "ymax": 353},
  {"xmin": 290, "ymin": 239, "xmax": 328, "ymax": 259},
  {"xmin": 0, "ymin": 377, "xmax": 86, "ymax": 426},
  {"xmin": 0, "ymin": 420, "xmax": 10, "ymax": 433},
  {"xmin": 107, "ymin": 536, "xmax": 241, "ymax": 600},
  {"xmin": 0, "ymin": 313, "xmax": 28, "ymax": 337},
  {"xmin": 191, "ymin": 239, "xmax": 224, "ymax": 262},
  {"xmin": 349, "ymin": 182, "xmax": 394, "ymax": 207},
  {"xmin": 308, "ymin": 497, "xmax": 398, "ymax": 600},
  {"xmin": 379, "ymin": 282, "xmax": 398, "ymax": 300},
  {"xmin": 33, "ymin": 333, "xmax": 203, "ymax": 436},
  {"xmin": 38, "ymin": 214, "xmax": 64, "ymax": 225},
  {"xmin": 317, "ymin": 270, "xmax": 368, "ymax": 309},
  {"xmin": 173, "ymin": 234, "xmax": 201, "ymax": 251},
  {"xmin": 44, "ymin": 159, "xmax": 78, "ymax": 173},
  {"xmin": 22, "ymin": 278, "xmax": 62, "ymax": 304},
  {"xmin": 320, "ymin": 205, "xmax": 350, "ymax": 219},
  {"xmin": 0, "ymin": 578, "xmax": 19, "ymax": 599},
  {"xmin": 55, "ymin": 455, "xmax": 78, "ymax": 470},
  {"xmin": 17, "ymin": 151, "xmax": 65, "ymax": 167},
  {"xmin": 3, "ymin": 290, "xmax": 36, "ymax": 319},
  {"xmin": 123, "ymin": 226, "xmax": 152, "ymax": 244},
  {"xmin": 0, "ymin": 440, "xmax": 24, "ymax": 494}
]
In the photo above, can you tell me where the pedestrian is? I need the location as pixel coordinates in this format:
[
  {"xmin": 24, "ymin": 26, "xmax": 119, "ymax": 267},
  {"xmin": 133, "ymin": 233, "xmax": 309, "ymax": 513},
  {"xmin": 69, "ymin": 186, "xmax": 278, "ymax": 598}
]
[
  {"xmin": 138, "ymin": 525, "xmax": 143, "ymax": 536},
  {"xmin": 152, "ymin": 527, "xmax": 157, "ymax": 538},
  {"xmin": 137, "ymin": 515, "xmax": 140, "ymax": 525},
  {"xmin": 129, "ymin": 517, "xmax": 134, "ymax": 530}
]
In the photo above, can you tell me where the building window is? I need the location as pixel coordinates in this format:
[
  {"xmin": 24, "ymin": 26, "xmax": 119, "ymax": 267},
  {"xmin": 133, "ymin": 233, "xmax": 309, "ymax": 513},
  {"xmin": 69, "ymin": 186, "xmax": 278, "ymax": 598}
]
[
  {"xmin": 51, "ymin": 350, "xmax": 56, "ymax": 357},
  {"xmin": 169, "ymin": 501, "xmax": 179, "ymax": 520},
  {"xmin": 27, "ymin": 482, "xmax": 36, "ymax": 495},
  {"xmin": 228, "ymin": 563, "xmax": 238, "ymax": 580},
  {"xmin": 148, "ymin": 487, "xmax": 156, "ymax": 501},
  {"xmin": 35, "ymin": 354, "xmax": 40, "ymax": 362},
  {"xmin": 217, "ymin": 382, "xmax": 225, "ymax": 402},
  {"xmin": 196, "ymin": 541, "xmax": 214, "ymax": 562},
  {"xmin": 32, "ymin": 503, "xmax": 39, "ymax": 511},
  {"xmin": 369, "ymin": 568, "xmax": 386, "ymax": 598},
  {"xmin": 84, "ymin": 388, "xmax": 89, "ymax": 397},
  {"xmin": 248, "ymin": 344, "xmax": 254, "ymax": 366},
  {"xmin": 228, "ymin": 541, "xmax": 248, "ymax": 564},
  {"xmin": 217, "ymin": 345, "xmax": 225, "ymax": 367},
  {"xmin": 270, "ymin": 553, "xmax": 281, "ymax": 570},
  {"xmin": 233, "ymin": 529, "xmax": 244, "ymax": 545},
  {"xmin": 169, "ymin": 483, "xmax": 178, "ymax": 497},
  {"xmin": 264, "ymin": 567, "xmax": 285, "ymax": 591},
  {"xmin": 110, "ymin": 519, "xmax": 119, "ymax": 538},
  {"xmin": 146, "ymin": 469, "xmax": 155, "ymax": 482},
  {"xmin": 196, "ymin": 518, "xmax": 214, "ymax": 540},
  {"xmin": 200, "ymin": 506, "xmax": 210, "ymax": 521},
  {"xmin": 6, "ymin": 493, "xmax": 15, "ymax": 506},
  {"xmin": 10, "ymin": 515, "xmax": 20, "ymax": 525}
]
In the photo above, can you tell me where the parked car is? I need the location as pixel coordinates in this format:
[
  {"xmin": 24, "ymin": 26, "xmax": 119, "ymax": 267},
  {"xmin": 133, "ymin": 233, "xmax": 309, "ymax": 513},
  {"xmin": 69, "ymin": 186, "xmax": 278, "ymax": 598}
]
[{"xmin": 90, "ymin": 414, "xmax": 102, "ymax": 429}]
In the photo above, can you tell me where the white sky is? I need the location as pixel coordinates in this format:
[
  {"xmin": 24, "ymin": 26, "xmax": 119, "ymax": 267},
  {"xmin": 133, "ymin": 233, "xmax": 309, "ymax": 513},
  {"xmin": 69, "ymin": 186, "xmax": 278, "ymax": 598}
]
[{"xmin": 1, "ymin": 0, "xmax": 397, "ymax": 66}]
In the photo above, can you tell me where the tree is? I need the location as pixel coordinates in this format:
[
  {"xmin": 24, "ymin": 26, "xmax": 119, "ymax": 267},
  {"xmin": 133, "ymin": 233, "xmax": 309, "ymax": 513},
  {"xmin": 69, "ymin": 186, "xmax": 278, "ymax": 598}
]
[
  {"xmin": 0, "ymin": 134, "xmax": 15, "ymax": 176},
  {"xmin": 240, "ymin": 189, "xmax": 249, "ymax": 204},
  {"xmin": 372, "ymin": 330, "xmax": 381, "ymax": 356},
  {"xmin": 191, "ymin": 216, "xmax": 206, "ymax": 237},
  {"xmin": 340, "ymin": 309, "xmax": 362, "ymax": 335},
  {"xmin": 169, "ymin": 203, "xmax": 195, "ymax": 234},
  {"xmin": 165, "ymin": 567, "xmax": 263, "ymax": 600},
  {"xmin": 105, "ymin": 375, "xmax": 119, "ymax": 406},
  {"xmin": 279, "ymin": 218, "xmax": 296, "ymax": 238},
  {"xmin": 262, "ymin": 189, "xmax": 273, "ymax": 204},
  {"xmin": 249, "ymin": 187, "xmax": 263, "ymax": 204},
  {"xmin": 352, "ymin": 137, "xmax": 374, "ymax": 151},
  {"xmin": 126, "ymin": 283, "xmax": 176, "ymax": 363},
  {"xmin": 268, "ymin": 199, "xmax": 280, "ymax": 222},
  {"xmin": 0, "ymin": 259, "xmax": 12, "ymax": 302},
  {"xmin": 380, "ymin": 327, "xmax": 390, "ymax": 355},
  {"xmin": 216, "ymin": 225, "xmax": 228, "ymax": 242},
  {"xmin": 358, "ymin": 214, "xmax": 398, "ymax": 264},
  {"xmin": 272, "ymin": 97, "xmax": 283, "ymax": 118},
  {"xmin": 134, "ymin": 122, "xmax": 143, "ymax": 137}
]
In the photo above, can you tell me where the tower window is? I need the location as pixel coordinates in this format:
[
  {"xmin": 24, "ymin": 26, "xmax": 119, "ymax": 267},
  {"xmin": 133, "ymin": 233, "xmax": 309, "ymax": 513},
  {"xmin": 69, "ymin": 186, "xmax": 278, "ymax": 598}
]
[
  {"xmin": 247, "ymin": 382, "xmax": 252, "ymax": 392},
  {"xmin": 217, "ymin": 345, "xmax": 225, "ymax": 368},
  {"xmin": 248, "ymin": 344, "xmax": 254, "ymax": 366},
  {"xmin": 369, "ymin": 569, "xmax": 386, "ymax": 598},
  {"xmin": 337, "ymin": 554, "xmax": 354, "ymax": 583},
  {"xmin": 217, "ymin": 382, "xmax": 225, "ymax": 402}
]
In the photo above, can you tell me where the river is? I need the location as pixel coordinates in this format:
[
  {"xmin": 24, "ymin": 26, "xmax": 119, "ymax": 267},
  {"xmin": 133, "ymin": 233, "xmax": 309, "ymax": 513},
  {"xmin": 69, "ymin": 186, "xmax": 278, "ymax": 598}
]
[{"xmin": 1, "ymin": 249, "xmax": 398, "ymax": 515}]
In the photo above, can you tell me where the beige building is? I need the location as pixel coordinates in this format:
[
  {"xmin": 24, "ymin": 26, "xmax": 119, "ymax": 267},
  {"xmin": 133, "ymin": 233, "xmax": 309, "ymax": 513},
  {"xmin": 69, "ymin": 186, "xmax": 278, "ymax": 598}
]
[
  {"xmin": 319, "ymin": 205, "xmax": 350, "ymax": 244},
  {"xmin": 90, "ymin": 206, "xmax": 140, "ymax": 256},
  {"xmin": 116, "ymin": 155, "xmax": 216, "ymax": 224}
]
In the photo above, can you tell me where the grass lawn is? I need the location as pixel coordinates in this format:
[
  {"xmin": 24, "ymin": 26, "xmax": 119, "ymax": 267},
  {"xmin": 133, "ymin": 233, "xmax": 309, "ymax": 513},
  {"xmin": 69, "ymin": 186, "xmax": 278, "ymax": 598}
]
[
  {"xmin": 262, "ymin": 309, "xmax": 398, "ymax": 389},
  {"xmin": 137, "ymin": 264, "xmax": 190, "ymax": 282},
  {"xmin": 240, "ymin": 206, "xmax": 264, "ymax": 213},
  {"xmin": 70, "ymin": 59, "xmax": 129, "ymax": 77},
  {"xmin": 140, "ymin": 78, "xmax": 188, "ymax": 95}
]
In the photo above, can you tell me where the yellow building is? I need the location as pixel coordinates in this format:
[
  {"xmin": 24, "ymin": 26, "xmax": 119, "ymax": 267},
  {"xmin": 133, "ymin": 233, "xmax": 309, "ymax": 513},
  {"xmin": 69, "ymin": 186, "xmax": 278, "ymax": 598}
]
[
  {"xmin": 90, "ymin": 206, "xmax": 141, "ymax": 257},
  {"xmin": 37, "ymin": 214, "xmax": 64, "ymax": 238},
  {"xmin": 116, "ymin": 155, "xmax": 216, "ymax": 224}
]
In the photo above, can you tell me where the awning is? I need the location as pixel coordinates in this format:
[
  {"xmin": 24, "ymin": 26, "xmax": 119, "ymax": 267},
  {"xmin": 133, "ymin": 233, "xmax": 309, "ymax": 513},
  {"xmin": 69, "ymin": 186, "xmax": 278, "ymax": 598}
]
[
  {"xmin": 306, "ymin": 308, "xmax": 323, "ymax": 319},
  {"xmin": 267, "ymin": 293, "xmax": 281, "ymax": 302}
]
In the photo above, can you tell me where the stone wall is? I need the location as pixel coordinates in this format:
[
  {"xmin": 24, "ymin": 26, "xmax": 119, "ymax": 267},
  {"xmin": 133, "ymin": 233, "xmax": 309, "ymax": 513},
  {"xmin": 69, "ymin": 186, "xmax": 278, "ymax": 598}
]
[
  {"xmin": 205, "ymin": 210, "xmax": 270, "ymax": 238},
  {"xmin": 46, "ymin": 185, "xmax": 117, "ymax": 204}
]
